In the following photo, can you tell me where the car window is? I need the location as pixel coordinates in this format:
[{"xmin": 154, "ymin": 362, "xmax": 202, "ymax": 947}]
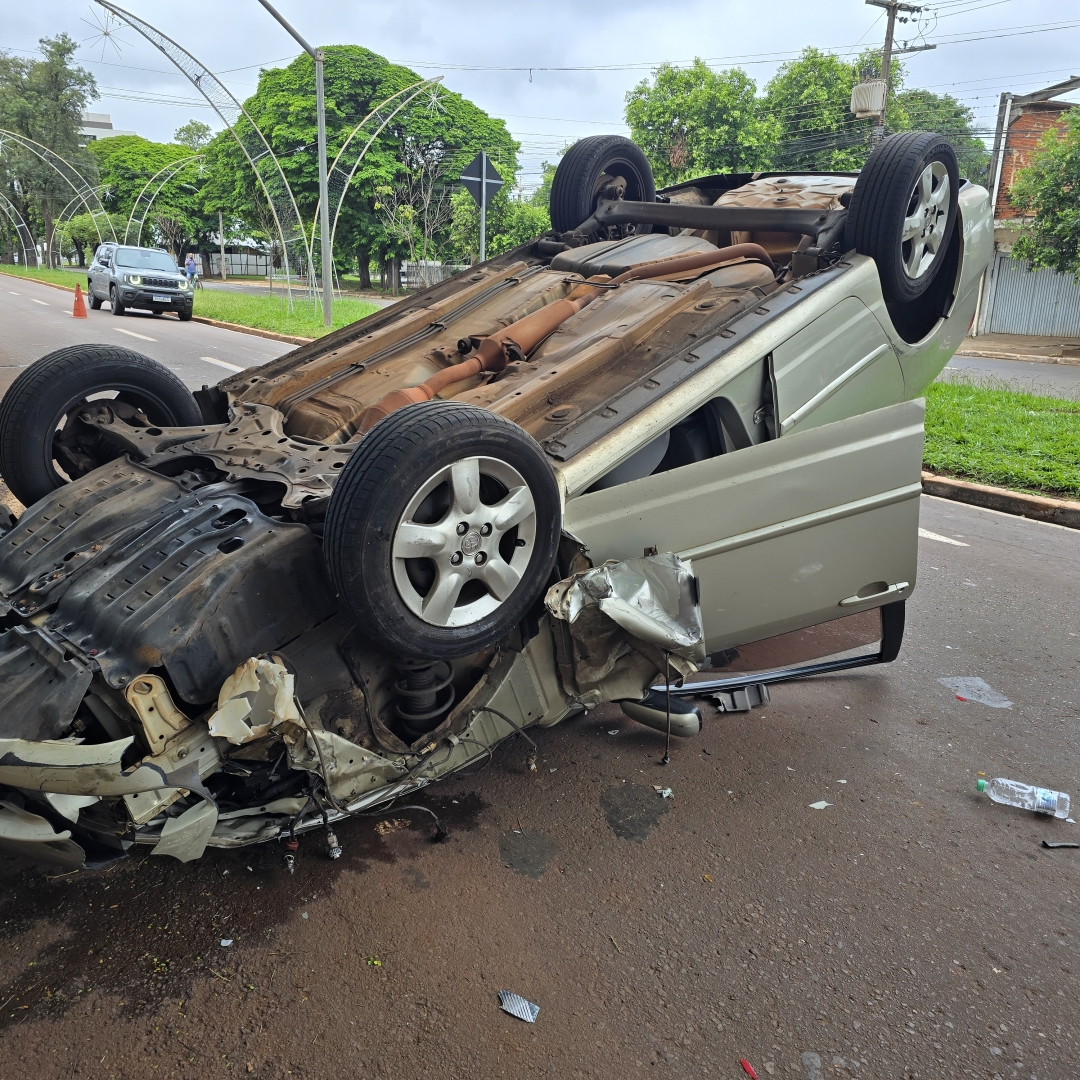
[{"xmin": 114, "ymin": 247, "xmax": 179, "ymax": 272}]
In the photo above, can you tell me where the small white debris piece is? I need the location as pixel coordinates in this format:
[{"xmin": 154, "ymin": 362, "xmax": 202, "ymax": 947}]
[
  {"xmin": 808, "ymin": 800, "xmax": 832, "ymax": 810},
  {"xmin": 918, "ymin": 528, "xmax": 969, "ymax": 547},
  {"xmin": 607, "ymin": 729, "xmax": 620, "ymax": 736},
  {"xmin": 939, "ymin": 676, "xmax": 1013, "ymax": 709},
  {"xmin": 208, "ymin": 657, "xmax": 302, "ymax": 745},
  {"xmin": 300, "ymin": 912, "xmax": 309, "ymax": 920},
  {"xmin": 787, "ymin": 767, "xmax": 795, "ymax": 772},
  {"xmin": 220, "ymin": 938, "xmax": 233, "ymax": 947},
  {"xmin": 653, "ymin": 786, "xmax": 674, "ymax": 799},
  {"xmin": 498, "ymin": 990, "xmax": 539, "ymax": 1023},
  {"xmin": 836, "ymin": 780, "xmax": 848, "ymax": 784}
]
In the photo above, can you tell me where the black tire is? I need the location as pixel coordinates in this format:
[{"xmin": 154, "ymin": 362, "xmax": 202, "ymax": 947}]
[
  {"xmin": 109, "ymin": 284, "xmax": 125, "ymax": 315},
  {"xmin": 88, "ymin": 284, "xmax": 102, "ymax": 310},
  {"xmin": 324, "ymin": 401, "xmax": 562, "ymax": 660},
  {"xmin": 177, "ymin": 309, "xmax": 192, "ymax": 322},
  {"xmin": 550, "ymin": 135, "xmax": 655, "ymax": 233},
  {"xmin": 0, "ymin": 344, "xmax": 203, "ymax": 507},
  {"xmin": 845, "ymin": 131, "xmax": 959, "ymax": 304}
]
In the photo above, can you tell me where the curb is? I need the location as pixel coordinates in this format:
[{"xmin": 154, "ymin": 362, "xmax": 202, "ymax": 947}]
[
  {"xmin": 955, "ymin": 347, "xmax": 1080, "ymax": 367},
  {"xmin": 922, "ymin": 470, "xmax": 1080, "ymax": 530},
  {"xmin": 189, "ymin": 316, "xmax": 312, "ymax": 346}
]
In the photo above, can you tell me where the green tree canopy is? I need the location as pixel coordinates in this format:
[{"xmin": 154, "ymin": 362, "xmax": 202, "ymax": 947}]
[
  {"xmin": 1010, "ymin": 109, "xmax": 1080, "ymax": 281},
  {"xmin": 891, "ymin": 89, "xmax": 989, "ymax": 184},
  {"xmin": 201, "ymin": 45, "xmax": 518, "ymax": 279},
  {"xmin": 174, "ymin": 119, "xmax": 214, "ymax": 151},
  {"xmin": 625, "ymin": 60, "xmax": 779, "ymax": 185},
  {"xmin": 0, "ymin": 34, "xmax": 98, "ymax": 265}
]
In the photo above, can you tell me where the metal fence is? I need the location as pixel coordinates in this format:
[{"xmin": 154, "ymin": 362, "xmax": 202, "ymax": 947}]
[
  {"xmin": 980, "ymin": 251, "xmax": 1080, "ymax": 338},
  {"xmin": 197, "ymin": 252, "xmax": 273, "ymax": 278},
  {"xmin": 402, "ymin": 261, "xmax": 466, "ymax": 289}
]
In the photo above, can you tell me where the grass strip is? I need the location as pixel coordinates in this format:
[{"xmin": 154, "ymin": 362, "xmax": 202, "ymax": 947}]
[
  {"xmin": 0, "ymin": 265, "xmax": 84, "ymax": 289},
  {"xmin": 192, "ymin": 290, "xmax": 379, "ymax": 339},
  {"xmin": 924, "ymin": 381, "xmax": 1080, "ymax": 499}
]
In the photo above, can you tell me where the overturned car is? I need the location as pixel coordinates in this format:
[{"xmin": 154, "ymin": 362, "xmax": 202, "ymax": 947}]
[{"xmin": 0, "ymin": 132, "xmax": 992, "ymax": 868}]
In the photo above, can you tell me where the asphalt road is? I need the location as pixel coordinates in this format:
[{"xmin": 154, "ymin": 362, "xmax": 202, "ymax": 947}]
[
  {"xmin": 1, "ymin": 494, "xmax": 1077, "ymax": 1080},
  {"xmin": 942, "ymin": 354, "xmax": 1080, "ymax": 398},
  {"xmin": 0, "ymin": 276, "xmax": 295, "ymax": 396}
]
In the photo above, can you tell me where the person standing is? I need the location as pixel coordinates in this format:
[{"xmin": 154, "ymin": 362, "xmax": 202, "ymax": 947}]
[{"xmin": 184, "ymin": 252, "xmax": 198, "ymax": 289}]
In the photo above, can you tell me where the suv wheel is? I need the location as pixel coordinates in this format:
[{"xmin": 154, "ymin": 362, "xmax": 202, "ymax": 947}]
[
  {"xmin": 109, "ymin": 284, "xmax": 126, "ymax": 316},
  {"xmin": 324, "ymin": 401, "xmax": 562, "ymax": 659},
  {"xmin": 88, "ymin": 283, "xmax": 102, "ymax": 310}
]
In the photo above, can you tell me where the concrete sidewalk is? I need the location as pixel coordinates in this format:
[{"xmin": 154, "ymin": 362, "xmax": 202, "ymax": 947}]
[{"xmin": 959, "ymin": 331, "xmax": 1080, "ymax": 364}]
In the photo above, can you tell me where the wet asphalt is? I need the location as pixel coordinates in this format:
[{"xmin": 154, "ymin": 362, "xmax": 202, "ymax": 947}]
[{"xmin": 1, "ymin": 495, "xmax": 1077, "ymax": 1080}]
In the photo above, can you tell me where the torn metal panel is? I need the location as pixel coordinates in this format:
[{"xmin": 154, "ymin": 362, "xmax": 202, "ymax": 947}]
[
  {"xmin": 0, "ymin": 625, "xmax": 93, "ymax": 740},
  {"xmin": 125, "ymin": 675, "xmax": 192, "ymax": 748},
  {"xmin": 0, "ymin": 798, "xmax": 86, "ymax": 868},
  {"xmin": 151, "ymin": 799, "xmax": 218, "ymax": 862},
  {"xmin": 545, "ymin": 553, "xmax": 704, "ymax": 703},
  {"xmin": 207, "ymin": 657, "xmax": 301, "ymax": 744},
  {"xmin": 44, "ymin": 792, "xmax": 100, "ymax": 822}
]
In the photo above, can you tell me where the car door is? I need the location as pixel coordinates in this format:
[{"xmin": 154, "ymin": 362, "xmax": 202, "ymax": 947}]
[
  {"xmin": 91, "ymin": 246, "xmax": 110, "ymax": 298},
  {"xmin": 769, "ymin": 296, "xmax": 905, "ymax": 436},
  {"xmin": 563, "ymin": 398, "xmax": 923, "ymax": 654}
]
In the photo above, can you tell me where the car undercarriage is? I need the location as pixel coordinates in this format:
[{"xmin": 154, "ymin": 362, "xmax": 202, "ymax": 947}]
[{"xmin": 0, "ymin": 132, "xmax": 993, "ymax": 869}]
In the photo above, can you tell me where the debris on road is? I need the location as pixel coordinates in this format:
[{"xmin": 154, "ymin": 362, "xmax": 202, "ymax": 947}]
[
  {"xmin": 939, "ymin": 676, "xmax": 1013, "ymax": 709},
  {"xmin": 978, "ymin": 777, "xmax": 1071, "ymax": 819},
  {"xmin": 220, "ymin": 939, "xmax": 233, "ymax": 947},
  {"xmin": 740, "ymin": 1059, "xmax": 758, "ymax": 1079},
  {"xmin": 1042, "ymin": 840, "xmax": 1080, "ymax": 849},
  {"xmin": 808, "ymin": 801, "xmax": 832, "ymax": 810},
  {"xmin": 653, "ymin": 786, "xmax": 673, "ymax": 798},
  {"xmin": 498, "ymin": 990, "xmax": 539, "ymax": 1023}
]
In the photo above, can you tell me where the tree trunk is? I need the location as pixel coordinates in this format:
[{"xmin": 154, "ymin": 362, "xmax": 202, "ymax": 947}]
[
  {"xmin": 357, "ymin": 246, "xmax": 372, "ymax": 291},
  {"xmin": 41, "ymin": 203, "xmax": 54, "ymax": 270},
  {"xmin": 390, "ymin": 257, "xmax": 400, "ymax": 296},
  {"xmin": 74, "ymin": 240, "xmax": 86, "ymax": 267}
]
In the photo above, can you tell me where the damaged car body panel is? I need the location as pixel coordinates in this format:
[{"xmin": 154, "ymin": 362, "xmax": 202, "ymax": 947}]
[{"xmin": 0, "ymin": 133, "xmax": 993, "ymax": 867}]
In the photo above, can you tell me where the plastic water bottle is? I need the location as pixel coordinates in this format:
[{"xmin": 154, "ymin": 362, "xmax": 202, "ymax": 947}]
[{"xmin": 978, "ymin": 777, "xmax": 1071, "ymax": 819}]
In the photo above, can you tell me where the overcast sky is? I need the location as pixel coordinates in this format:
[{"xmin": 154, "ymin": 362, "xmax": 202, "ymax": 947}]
[{"xmin": 5, "ymin": 0, "xmax": 1080, "ymax": 191}]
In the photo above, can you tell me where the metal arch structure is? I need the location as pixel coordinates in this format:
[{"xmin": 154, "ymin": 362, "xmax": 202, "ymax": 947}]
[
  {"xmin": 95, "ymin": 1, "xmax": 312, "ymax": 304},
  {"xmin": 318, "ymin": 77, "xmax": 443, "ymax": 253},
  {"xmin": 0, "ymin": 191, "xmax": 38, "ymax": 268},
  {"xmin": 50, "ymin": 186, "xmax": 112, "ymax": 268},
  {"xmin": 125, "ymin": 154, "xmax": 205, "ymax": 245},
  {"xmin": 0, "ymin": 129, "xmax": 117, "ymax": 252}
]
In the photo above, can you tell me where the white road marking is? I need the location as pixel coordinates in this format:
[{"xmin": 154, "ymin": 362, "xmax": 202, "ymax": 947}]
[
  {"xmin": 113, "ymin": 327, "xmax": 158, "ymax": 342},
  {"xmin": 918, "ymin": 527, "xmax": 969, "ymax": 547},
  {"xmin": 31, "ymin": 298, "xmax": 49, "ymax": 306},
  {"xmin": 199, "ymin": 355, "xmax": 245, "ymax": 372},
  {"xmin": 8, "ymin": 291, "xmax": 20, "ymax": 295}
]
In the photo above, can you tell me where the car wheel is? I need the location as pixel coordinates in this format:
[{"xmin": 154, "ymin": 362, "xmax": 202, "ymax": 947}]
[
  {"xmin": 324, "ymin": 401, "xmax": 562, "ymax": 660},
  {"xmin": 549, "ymin": 135, "xmax": 655, "ymax": 234},
  {"xmin": 177, "ymin": 309, "xmax": 192, "ymax": 322},
  {"xmin": 88, "ymin": 285, "xmax": 102, "ymax": 310},
  {"xmin": 150, "ymin": 307, "xmax": 163, "ymax": 316},
  {"xmin": 845, "ymin": 131, "xmax": 959, "ymax": 304},
  {"xmin": 109, "ymin": 284, "xmax": 126, "ymax": 315},
  {"xmin": 0, "ymin": 344, "xmax": 203, "ymax": 507}
]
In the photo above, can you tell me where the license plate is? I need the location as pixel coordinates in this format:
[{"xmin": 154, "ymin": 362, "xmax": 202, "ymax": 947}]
[{"xmin": 152, "ymin": 295, "xmax": 172, "ymax": 304}]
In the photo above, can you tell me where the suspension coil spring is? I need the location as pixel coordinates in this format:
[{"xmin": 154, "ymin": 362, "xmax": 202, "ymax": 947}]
[{"xmin": 394, "ymin": 659, "xmax": 455, "ymax": 743}]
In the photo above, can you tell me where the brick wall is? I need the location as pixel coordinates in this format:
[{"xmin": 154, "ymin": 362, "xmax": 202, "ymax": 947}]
[{"xmin": 995, "ymin": 100, "xmax": 1075, "ymax": 220}]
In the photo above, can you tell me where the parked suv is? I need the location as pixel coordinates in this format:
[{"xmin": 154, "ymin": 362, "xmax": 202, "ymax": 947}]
[{"xmin": 87, "ymin": 243, "xmax": 193, "ymax": 320}]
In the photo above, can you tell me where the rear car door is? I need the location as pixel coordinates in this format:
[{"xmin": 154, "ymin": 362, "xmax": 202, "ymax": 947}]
[{"xmin": 563, "ymin": 399, "xmax": 923, "ymax": 654}]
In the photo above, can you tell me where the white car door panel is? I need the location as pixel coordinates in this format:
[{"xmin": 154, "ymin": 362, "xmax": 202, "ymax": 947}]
[
  {"xmin": 564, "ymin": 399, "xmax": 924, "ymax": 654},
  {"xmin": 771, "ymin": 296, "xmax": 905, "ymax": 436}
]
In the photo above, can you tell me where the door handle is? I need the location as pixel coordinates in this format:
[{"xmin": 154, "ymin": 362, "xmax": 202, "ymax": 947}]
[{"xmin": 838, "ymin": 581, "xmax": 909, "ymax": 607}]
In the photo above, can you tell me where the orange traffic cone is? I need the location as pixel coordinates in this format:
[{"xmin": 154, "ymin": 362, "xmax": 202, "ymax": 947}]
[{"xmin": 72, "ymin": 282, "xmax": 88, "ymax": 319}]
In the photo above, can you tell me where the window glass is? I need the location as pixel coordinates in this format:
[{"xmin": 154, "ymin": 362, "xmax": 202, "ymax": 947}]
[{"xmin": 114, "ymin": 247, "xmax": 178, "ymax": 272}]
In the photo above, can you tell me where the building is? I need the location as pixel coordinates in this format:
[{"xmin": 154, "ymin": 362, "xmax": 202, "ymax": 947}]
[
  {"xmin": 974, "ymin": 77, "xmax": 1080, "ymax": 340},
  {"xmin": 78, "ymin": 112, "xmax": 137, "ymax": 143}
]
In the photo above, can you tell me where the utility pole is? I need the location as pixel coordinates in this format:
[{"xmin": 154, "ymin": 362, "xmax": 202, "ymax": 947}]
[
  {"xmin": 218, "ymin": 209, "xmax": 227, "ymax": 280},
  {"xmin": 256, "ymin": 0, "xmax": 332, "ymax": 327},
  {"xmin": 865, "ymin": 1, "xmax": 934, "ymax": 145}
]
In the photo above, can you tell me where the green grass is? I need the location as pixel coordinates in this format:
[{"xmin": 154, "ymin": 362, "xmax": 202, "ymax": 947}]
[
  {"xmin": 925, "ymin": 381, "xmax": 1080, "ymax": 499},
  {"xmin": 192, "ymin": 289, "xmax": 380, "ymax": 339},
  {"xmin": 0, "ymin": 264, "xmax": 84, "ymax": 288}
]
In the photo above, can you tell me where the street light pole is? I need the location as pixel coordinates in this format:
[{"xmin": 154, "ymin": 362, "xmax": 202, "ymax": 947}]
[{"xmin": 256, "ymin": 0, "xmax": 332, "ymax": 327}]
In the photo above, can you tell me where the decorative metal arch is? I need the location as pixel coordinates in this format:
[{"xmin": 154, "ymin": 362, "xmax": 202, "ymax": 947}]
[
  {"xmin": 125, "ymin": 154, "xmax": 204, "ymax": 245},
  {"xmin": 96, "ymin": 1, "xmax": 312, "ymax": 303},
  {"xmin": 317, "ymin": 77, "xmax": 443, "ymax": 252},
  {"xmin": 0, "ymin": 191, "xmax": 38, "ymax": 268},
  {"xmin": 0, "ymin": 129, "xmax": 116, "ymax": 250},
  {"xmin": 49, "ymin": 186, "xmax": 112, "ymax": 268}
]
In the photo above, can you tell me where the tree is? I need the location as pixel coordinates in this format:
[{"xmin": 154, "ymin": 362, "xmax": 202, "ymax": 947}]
[
  {"xmin": 202, "ymin": 45, "xmax": 518, "ymax": 285},
  {"xmin": 625, "ymin": 60, "xmax": 779, "ymax": 185},
  {"xmin": 891, "ymin": 89, "xmax": 989, "ymax": 184},
  {"xmin": 0, "ymin": 34, "xmax": 98, "ymax": 266},
  {"xmin": 1010, "ymin": 109, "xmax": 1080, "ymax": 281},
  {"xmin": 173, "ymin": 119, "xmax": 214, "ymax": 151}
]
